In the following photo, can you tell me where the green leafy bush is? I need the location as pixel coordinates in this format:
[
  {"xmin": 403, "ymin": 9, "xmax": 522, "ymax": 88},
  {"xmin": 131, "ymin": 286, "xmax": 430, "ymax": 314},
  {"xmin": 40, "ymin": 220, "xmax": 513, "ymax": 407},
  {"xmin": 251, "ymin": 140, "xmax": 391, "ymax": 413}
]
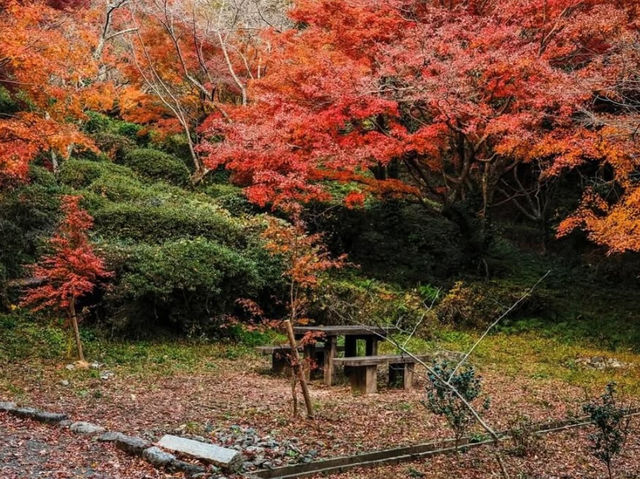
[
  {"xmin": 0, "ymin": 166, "xmax": 61, "ymax": 281},
  {"xmin": 122, "ymin": 148, "xmax": 190, "ymax": 186},
  {"xmin": 307, "ymin": 200, "xmax": 466, "ymax": 284},
  {"xmin": 583, "ymin": 383, "xmax": 631, "ymax": 479},
  {"xmin": 435, "ymin": 280, "xmax": 552, "ymax": 328},
  {"xmin": 102, "ymin": 237, "xmax": 284, "ymax": 336},
  {"xmin": 92, "ymin": 132, "xmax": 136, "ymax": 162},
  {"xmin": 426, "ymin": 360, "xmax": 490, "ymax": 446},
  {"xmin": 91, "ymin": 200, "xmax": 248, "ymax": 245}
]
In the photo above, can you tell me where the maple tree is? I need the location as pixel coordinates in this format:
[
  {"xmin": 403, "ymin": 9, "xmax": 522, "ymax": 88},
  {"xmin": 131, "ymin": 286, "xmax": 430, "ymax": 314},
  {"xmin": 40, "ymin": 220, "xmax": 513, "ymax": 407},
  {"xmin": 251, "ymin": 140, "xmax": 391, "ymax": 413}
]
[
  {"xmin": 21, "ymin": 195, "xmax": 112, "ymax": 362},
  {"xmin": 199, "ymin": 0, "xmax": 639, "ymax": 251},
  {"xmin": 118, "ymin": 0, "xmax": 288, "ymax": 182},
  {"xmin": 262, "ymin": 215, "xmax": 345, "ymax": 325},
  {"xmin": 0, "ymin": 0, "xmax": 114, "ymax": 183}
]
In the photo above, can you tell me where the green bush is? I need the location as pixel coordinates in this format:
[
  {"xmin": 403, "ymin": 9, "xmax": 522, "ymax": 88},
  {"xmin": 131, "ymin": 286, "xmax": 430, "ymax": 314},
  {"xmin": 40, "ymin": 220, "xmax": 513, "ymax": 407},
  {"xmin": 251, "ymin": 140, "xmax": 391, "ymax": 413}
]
[
  {"xmin": 102, "ymin": 237, "xmax": 284, "ymax": 336},
  {"xmin": 0, "ymin": 312, "xmax": 69, "ymax": 361},
  {"xmin": 0, "ymin": 167, "xmax": 61, "ymax": 281},
  {"xmin": 58, "ymin": 158, "xmax": 133, "ymax": 189},
  {"xmin": 122, "ymin": 148, "xmax": 190, "ymax": 186},
  {"xmin": 203, "ymin": 183, "xmax": 256, "ymax": 215},
  {"xmin": 92, "ymin": 132, "xmax": 136, "ymax": 162},
  {"xmin": 91, "ymin": 200, "xmax": 248, "ymax": 245},
  {"xmin": 84, "ymin": 112, "xmax": 145, "ymax": 141},
  {"xmin": 435, "ymin": 280, "xmax": 552, "ymax": 328},
  {"xmin": 307, "ymin": 200, "xmax": 467, "ymax": 284}
]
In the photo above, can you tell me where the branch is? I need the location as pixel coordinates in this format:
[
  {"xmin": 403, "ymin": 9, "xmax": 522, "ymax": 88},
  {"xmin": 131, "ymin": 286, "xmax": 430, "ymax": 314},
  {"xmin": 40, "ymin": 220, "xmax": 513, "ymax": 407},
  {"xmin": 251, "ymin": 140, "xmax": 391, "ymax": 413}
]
[{"xmin": 447, "ymin": 270, "xmax": 551, "ymax": 382}]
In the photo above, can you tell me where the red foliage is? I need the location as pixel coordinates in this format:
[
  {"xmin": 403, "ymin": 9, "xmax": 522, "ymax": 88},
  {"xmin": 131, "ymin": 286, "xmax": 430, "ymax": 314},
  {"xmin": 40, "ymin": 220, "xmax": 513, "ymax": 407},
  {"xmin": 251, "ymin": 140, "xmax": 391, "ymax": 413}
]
[
  {"xmin": 21, "ymin": 196, "xmax": 112, "ymax": 313},
  {"xmin": 198, "ymin": 0, "xmax": 640, "ymax": 246}
]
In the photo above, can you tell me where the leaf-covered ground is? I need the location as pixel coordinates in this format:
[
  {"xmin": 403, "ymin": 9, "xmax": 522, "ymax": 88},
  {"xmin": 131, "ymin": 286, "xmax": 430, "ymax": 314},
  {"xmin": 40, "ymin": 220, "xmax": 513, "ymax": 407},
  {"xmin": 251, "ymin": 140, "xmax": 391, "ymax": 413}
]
[
  {"xmin": 0, "ymin": 413, "xmax": 181, "ymax": 479},
  {"xmin": 1, "ymin": 330, "xmax": 639, "ymax": 478}
]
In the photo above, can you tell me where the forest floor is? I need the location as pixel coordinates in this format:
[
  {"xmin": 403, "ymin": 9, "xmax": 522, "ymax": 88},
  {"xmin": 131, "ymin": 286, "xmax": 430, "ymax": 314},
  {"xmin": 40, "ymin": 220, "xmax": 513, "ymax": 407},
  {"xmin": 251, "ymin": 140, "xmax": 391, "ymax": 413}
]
[{"xmin": 1, "ymin": 324, "xmax": 640, "ymax": 478}]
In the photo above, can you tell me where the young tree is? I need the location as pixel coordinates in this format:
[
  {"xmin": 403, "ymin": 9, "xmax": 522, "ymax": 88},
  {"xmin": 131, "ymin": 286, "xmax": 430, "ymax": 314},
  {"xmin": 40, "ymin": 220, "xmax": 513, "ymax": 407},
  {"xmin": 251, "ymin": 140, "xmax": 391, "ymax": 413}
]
[
  {"xmin": 583, "ymin": 383, "xmax": 631, "ymax": 479},
  {"xmin": 426, "ymin": 360, "xmax": 490, "ymax": 449},
  {"xmin": 262, "ymin": 215, "xmax": 344, "ymax": 418},
  {"xmin": 21, "ymin": 196, "xmax": 112, "ymax": 362}
]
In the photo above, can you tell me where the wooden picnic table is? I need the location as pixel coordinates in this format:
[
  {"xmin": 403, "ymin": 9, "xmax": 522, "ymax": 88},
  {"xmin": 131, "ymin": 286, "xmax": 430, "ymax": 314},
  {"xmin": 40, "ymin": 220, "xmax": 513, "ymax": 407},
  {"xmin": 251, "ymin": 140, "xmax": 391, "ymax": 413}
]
[{"xmin": 293, "ymin": 325, "xmax": 388, "ymax": 386}]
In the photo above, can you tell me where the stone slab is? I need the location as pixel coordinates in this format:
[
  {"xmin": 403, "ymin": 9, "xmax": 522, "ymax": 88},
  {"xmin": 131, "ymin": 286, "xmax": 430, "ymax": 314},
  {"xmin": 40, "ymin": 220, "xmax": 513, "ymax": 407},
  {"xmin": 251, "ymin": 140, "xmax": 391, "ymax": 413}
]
[{"xmin": 158, "ymin": 434, "xmax": 242, "ymax": 470}]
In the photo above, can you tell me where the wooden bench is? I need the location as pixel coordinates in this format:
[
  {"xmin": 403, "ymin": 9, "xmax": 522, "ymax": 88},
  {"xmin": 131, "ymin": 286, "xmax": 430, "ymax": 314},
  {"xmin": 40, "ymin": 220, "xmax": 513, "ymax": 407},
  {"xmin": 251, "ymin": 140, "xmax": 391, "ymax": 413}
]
[
  {"xmin": 333, "ymin": 355, "xmax": 429, "ymax": 395},
  {"xmin": 256, "ymin": 345, "xmax": 303, "ymax": 374},
  {"xmin": 257, "ymin": 343, "xmax": 346, "ymax": 378}
]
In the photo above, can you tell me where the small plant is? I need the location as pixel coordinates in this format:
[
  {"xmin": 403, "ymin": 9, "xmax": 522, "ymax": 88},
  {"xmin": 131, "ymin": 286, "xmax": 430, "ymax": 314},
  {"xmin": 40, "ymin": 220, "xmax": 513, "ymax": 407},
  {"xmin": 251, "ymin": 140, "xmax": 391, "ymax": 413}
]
[
  {"xmin": 582, "ymin": 383, "xmax": 631, "ymax": 479},
  {"xmin": 425, "ymin": 360, "xmax": 490, "ymax": 448},
  {"xmin": 507, "ymin": 415, "xmax": 540, "ymax": 457}
]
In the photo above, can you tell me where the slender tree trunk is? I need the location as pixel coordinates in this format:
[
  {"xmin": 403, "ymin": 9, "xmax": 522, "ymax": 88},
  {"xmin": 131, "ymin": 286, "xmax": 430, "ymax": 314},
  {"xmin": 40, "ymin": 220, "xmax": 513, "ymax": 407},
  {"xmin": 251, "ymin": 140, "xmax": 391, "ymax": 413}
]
[
  {"xmin": 69, "ymin": 298, "xmax": 85, "ymax": 362},
  {"xmin": 284, "ymin": 320, "xmax": 314, "ymax": 419}
]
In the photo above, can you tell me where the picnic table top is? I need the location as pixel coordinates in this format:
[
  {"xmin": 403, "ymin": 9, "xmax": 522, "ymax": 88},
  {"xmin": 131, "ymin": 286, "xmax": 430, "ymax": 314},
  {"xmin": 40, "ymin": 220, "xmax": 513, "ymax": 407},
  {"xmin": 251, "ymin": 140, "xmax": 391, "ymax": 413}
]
[{"xmin": 293, "ymin": 325, "xmax": 388, "ymax": 337}]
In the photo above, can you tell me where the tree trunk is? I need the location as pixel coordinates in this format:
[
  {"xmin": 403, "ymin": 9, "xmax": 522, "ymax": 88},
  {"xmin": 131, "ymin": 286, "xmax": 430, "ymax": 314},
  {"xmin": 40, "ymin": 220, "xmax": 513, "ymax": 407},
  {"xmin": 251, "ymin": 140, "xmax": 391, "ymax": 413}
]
[
  {"xmin": 69, "ymin": 298, "xmax": 85, "ymax": 362},
  {"xmin": 284, "ymin": 320, "xmax": 314, "ymax": 419}
]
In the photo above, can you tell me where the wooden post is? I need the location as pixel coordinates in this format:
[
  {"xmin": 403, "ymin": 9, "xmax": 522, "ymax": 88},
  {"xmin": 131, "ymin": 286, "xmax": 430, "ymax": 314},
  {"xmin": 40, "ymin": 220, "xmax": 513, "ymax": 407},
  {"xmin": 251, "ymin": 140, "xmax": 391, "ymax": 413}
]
[
  {"xmin": 323, "ymin": 336, "xmax": 337, "ymax": 386},
  {"xmin": 344, "ymin": 336, "xmax": 357, "ymax": 377},
  {"xmin": 350, "ymin": 365, "xmax": 377, "ymax": 395},
  {"xmin": 303, "ymin": 343, "xmax": 314, "ymax": 381},
  {"xmin": 284, "ymin": 320, "xmax": 314, "ymax": 419},
  {"xmin": 403, "ymin": 363, "xmax": 414, "ymax": 390},
  {"xmin": 365, "ymin": 337, "xmax": 378, "ymax": 356}
]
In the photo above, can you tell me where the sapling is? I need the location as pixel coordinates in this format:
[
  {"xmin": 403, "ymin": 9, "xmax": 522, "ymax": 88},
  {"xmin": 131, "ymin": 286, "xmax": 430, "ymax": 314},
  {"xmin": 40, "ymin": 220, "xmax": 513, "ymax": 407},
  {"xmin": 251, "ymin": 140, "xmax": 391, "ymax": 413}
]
[
  {"xmin": 425, "ymin": 360, "xmax": 490, "ymax": 449},
  {"xmin": 583, "ymin": 383, "xmax": 631, "ymax": 479}
]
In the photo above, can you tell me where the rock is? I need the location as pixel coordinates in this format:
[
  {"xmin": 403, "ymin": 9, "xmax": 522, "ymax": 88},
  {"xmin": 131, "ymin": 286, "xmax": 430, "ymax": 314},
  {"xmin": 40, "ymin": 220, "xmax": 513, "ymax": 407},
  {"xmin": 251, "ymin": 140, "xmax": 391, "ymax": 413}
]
[
  {"xmin": 0, "ymin": 401, "xmax": 17, "ymax": 412},
  {"xmin": 60, "ymin": 380, "xmax": 70, "ymax": 386},
  {"xmin": 158, "ymin": 434, "xmax": 242, "ymax": 471},
  {"xmin": 577, "ymin": 356, "xmax": 628, "ymax": 370},
  {"xmin": 65, "ymin": 364, "xmax": 75, "ymax": 370},
  {"xmin": 98, "ymin": 432, "xmax": 150, "ymax": 455},
  {"xmin": 98, "ymin": 431, "xmax": 123, "ymax": 442},
  {"xmin": 11, "ymin": 407, "xmax": 67, "ymax": 424},
  {"xmin": 34, "ymin": 411, "xmax": 68, "ymax": 424},
  {"xmin": 70, "ymin": 421, "xmax": 106, "ymax": 435},
  {"xmin": 115, "ymin": 434, "xmax": 151, "ymax": 455},
  {"xmin": 143, "ymin": 446, "xmax": 176, "ymax": 466},
  {"xmin": 100, "ymin": 370, "xmax": 114, "ymax": 380},
  {"xmin": 169, "ymin": 459, "xmax": 206, "ymax": 475}
]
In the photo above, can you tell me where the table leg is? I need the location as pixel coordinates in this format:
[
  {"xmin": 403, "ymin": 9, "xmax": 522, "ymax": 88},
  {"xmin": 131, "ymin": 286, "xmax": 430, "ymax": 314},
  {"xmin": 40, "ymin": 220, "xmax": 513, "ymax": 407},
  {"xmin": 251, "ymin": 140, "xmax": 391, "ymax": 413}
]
[
  {"xmin": 344, "ymin": 336, "xmax": 357, "ymax": 377},
  {"xmin": 365, "ymin": 337, "xmax": 378, "ymax": 356},
  {"xmin": 323, "ymin": 336, "xmax": 337, "ymax": 386},
  {"xmin": 303, "ymin": 344, "xmax": 314, "ymax": 381}
]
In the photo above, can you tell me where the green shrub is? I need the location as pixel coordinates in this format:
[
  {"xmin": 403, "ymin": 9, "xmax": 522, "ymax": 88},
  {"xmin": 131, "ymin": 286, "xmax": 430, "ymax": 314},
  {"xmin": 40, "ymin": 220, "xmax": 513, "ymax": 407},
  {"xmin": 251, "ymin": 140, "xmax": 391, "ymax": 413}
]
[
  {"xmin": 92, "ymin": 132, "xmax": 136, "ymax": 162},
  {"xmin": 102, "ymin": 237, "xmax": 284, "ymax": 336},
  {"xmin": 91, "ymin": 199, "xmax": 249, "ymax": 245},
  {"xmin": 435, "ymin": 280, "xmax": 552, "ymax": 328},
  {"xmin": 58, "ymin": 158, "xmax": 133, "ymax": 189},
  {"xmin": 203, "ymin": 184, "xmax": 256, "ymax": 215},
  {"xmin": 122, "ymin": 148, "xmax": 190, "ymax": 186},
  {"xmin": 0, "ymin": 167, "xmax": 61, "ymax": 280},
  {"xmin": 0, "ymin": 312, "xmax": 69, "ymax": 361},
  {"xmin": 307, "ymin": 200, "xmax": 466, "ymax": 284}
]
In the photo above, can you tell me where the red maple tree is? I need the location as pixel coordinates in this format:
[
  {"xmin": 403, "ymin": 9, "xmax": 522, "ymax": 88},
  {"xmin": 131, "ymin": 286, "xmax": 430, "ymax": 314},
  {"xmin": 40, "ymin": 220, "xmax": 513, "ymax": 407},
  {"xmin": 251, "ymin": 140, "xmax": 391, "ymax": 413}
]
[{"xmin": 21, "ymin": 196, "xmax": 112, "ymax": 362}]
